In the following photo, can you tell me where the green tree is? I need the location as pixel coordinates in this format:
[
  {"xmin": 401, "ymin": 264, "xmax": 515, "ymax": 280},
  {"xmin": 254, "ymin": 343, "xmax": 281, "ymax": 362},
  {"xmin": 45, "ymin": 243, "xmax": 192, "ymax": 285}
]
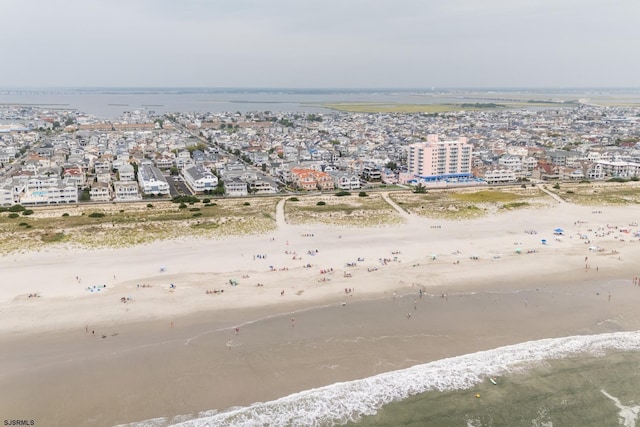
[
  {"xmin": 385, "ymin": 161, "xmax": 398, "ymax": 170},
  {"xmin": 413, "ymin": 183, "xmax": 426, "ymax": 194},
  {"xmin": 80, "ymin": 188, "xmax": 91, "ymax": 201}
]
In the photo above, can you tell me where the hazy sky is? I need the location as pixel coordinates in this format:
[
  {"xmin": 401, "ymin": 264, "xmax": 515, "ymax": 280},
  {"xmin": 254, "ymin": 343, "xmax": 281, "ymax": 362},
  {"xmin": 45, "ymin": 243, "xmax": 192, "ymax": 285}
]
[{"xmin": 2, "ymin": 0, "xmax": 639, "ymax": 88}]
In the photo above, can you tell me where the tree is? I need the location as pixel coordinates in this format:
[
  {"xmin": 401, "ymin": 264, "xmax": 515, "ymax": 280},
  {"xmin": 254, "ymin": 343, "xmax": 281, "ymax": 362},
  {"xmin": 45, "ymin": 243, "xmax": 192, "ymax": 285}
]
[
  {"xmin": 385, "ymin": 161, "xmax": 398, "ymax": 170},
  {"xmin": 213, "ymin": 180, "xmax": 225, "ymax": 196},
  {"xmin": 261, "ymin": 163, "xmax": 267, "ymax": 172},
  {"xmin": 80, "ymin": 188, "xmax": 91, "ymax": 202},
  {"xmin": 413, "ymin": 183, "xmax": 426, "ymax": 194}
]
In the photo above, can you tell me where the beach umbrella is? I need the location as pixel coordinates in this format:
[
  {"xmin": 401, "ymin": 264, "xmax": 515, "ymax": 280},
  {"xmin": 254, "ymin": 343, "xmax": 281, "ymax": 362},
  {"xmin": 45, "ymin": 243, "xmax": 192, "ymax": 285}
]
[
  {"xmin": 515, "ymin": 248, "xmax": 522, "ymax": 253},
  {"xmin": 541, "ymin": 239, "xmax": 547, "ymax": 244},
  {"xmin": 554, "ymin": 228, "xmax": 564, "ymax": 234}
]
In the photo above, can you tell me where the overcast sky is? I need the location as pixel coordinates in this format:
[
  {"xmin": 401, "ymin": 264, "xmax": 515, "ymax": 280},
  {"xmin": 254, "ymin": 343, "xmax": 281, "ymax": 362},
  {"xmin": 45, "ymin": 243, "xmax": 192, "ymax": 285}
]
[{"xmin": 2, "ymin": 0, "xmax": 639, "ymax": 88}]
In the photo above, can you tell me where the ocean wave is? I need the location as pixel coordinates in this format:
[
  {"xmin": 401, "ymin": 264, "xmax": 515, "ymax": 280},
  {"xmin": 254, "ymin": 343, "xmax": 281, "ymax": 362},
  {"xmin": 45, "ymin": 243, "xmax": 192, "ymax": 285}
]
[{"xmin": 128, "ymin": 331, "xmax": 640, "ymax": 427}]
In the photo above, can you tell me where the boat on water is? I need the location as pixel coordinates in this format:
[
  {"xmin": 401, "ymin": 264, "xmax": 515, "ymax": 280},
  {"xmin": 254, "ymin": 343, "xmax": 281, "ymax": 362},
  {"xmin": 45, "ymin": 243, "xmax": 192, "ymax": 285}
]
[{"xmin": 490, "ymin": 377, "xmax": 497, "ymax": 385}]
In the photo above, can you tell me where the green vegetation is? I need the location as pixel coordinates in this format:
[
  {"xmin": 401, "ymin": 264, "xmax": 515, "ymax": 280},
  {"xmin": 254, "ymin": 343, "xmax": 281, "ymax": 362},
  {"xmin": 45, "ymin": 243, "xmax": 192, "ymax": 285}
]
[
  {"xmin": 413, "ymin": 183, "xmax": 427, "ymax": 194},
  {"xmin": 502, "ymin": 202, "xmax": 530, "ymax": 209},
  {"xmin": 459, "ymin": 103, "xmax": 503, "ymax": 109},
  {"xmin": 451, "ymin": 190, "xmax": 521, "ymax": 203},
  {"xmin": 359, "ymin": 192, "xmax": 368, "ymax": 197},
  {"xmin": 0, "ymin": 198, "xmax": 279, "ymax": 253},
  {"xmin": 8, "ymin": 204, "xmax": 25, "ymax": 212},
  {"xmin": 288, "ymin": 197, "xmax": 299, "ymax": 202},
  {"xmin": 335, "ymin": 191, "xmax": 351, "ymax": 197},
  {"xmin": 285, "ymin": 194, "xmax": 402, "ymax": 227},
  {"xmin": 554, "ymin": 182, "xmax": 640, "ymax": 205},
  {"xmin": 390, "ymin": 187, "xmax": 546, "ymax": 220},
  {"xmin": 80, "ymin": 189, "xmax": 90, "ymax": 202},
  {"xmin": 41, "ymin": 232, "xmax": 66, "ymax": 243},
  {"xmin": 172, "ymin": 195, "xmax": 200, "ymax": 204}
]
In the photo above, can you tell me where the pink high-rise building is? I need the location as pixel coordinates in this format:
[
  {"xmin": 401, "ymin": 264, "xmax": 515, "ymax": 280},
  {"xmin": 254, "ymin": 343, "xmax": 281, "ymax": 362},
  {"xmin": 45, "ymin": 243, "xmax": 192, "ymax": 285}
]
[{"xmin": 407, "ymin": 135, "xmax": 473, "ymax": 180}]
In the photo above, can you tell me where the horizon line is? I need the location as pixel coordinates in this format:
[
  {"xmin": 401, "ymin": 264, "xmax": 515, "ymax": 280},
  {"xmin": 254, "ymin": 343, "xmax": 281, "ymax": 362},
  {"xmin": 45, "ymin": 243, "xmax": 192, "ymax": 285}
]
[{"xmin": 2, "ymin": 86, "xmax": 640, "ymax": 91}]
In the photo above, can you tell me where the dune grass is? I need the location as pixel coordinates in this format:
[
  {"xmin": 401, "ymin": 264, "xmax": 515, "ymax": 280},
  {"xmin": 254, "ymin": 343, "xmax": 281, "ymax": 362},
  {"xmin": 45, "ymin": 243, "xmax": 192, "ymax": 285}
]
[
  {"xmin": 389, "ymin": 187, "xmax": 547, "ymax": 219},
  {"xmin": 0, "ymin": 198, "xmax": 279, "ymax": 254},
  {"xmin": 284, "ymin": 193, "xmax": 403, "ymax": 227},
  {"xmin": 547, "ymin": 182, "xmax": 640, "ymax": 205}
]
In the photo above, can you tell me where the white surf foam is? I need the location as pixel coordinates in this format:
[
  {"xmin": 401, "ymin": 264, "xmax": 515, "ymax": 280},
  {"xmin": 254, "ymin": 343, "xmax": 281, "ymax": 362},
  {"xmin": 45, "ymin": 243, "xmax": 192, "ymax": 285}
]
[
  {"xmin": 126, "ymin": 331, "xmax": 640, "ymax": 427},
  {"xmin": 600, "ymin": 389, "xmax": 640, "ymax": 427}
]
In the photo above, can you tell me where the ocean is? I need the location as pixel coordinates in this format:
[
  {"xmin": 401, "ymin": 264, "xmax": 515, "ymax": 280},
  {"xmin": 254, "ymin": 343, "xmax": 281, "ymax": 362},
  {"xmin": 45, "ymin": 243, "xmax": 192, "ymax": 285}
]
[{"xmin": 116, "ymin": 332, "xmax": 640, "ymax": 427}]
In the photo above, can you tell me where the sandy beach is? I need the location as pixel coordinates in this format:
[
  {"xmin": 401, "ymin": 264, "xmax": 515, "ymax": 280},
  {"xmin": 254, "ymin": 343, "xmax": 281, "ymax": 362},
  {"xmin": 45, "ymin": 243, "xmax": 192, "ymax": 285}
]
[{"xmin": 2, "ymin": 196, "xmax": 640, "ymax": 426}]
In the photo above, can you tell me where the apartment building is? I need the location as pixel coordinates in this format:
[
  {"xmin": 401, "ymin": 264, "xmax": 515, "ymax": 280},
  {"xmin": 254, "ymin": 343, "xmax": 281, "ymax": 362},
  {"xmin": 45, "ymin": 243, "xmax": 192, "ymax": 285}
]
[{"xmin": 407, "ymin": 135, "xmax": 473, "ymax": 181}]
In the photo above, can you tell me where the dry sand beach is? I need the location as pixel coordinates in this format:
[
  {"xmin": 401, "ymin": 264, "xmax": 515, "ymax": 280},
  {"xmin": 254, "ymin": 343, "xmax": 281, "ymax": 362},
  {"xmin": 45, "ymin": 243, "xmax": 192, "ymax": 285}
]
[{"xmin": 2, "ymin": 191, "xmax": 640, "ymax": 426}]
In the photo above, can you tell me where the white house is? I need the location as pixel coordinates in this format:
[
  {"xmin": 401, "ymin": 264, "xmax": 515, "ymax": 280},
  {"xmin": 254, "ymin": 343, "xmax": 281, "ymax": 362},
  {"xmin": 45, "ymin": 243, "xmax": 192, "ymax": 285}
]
[
  {"xmin": 113, "ymin": 181, "xmax": 141, "ymax": 201},
  {"xmin": 331, "ymin": 172, "xmax": 361, "ymax": 190},
  {"xmin": 224, "ymin": 178, "xmax": 248, "ymax": 197},
  {"xmin": 90, "ymin": 181, "xmax": 112, "ymax": 202},
  {"xmin": 482, "ymin": 169, "xmax": 516, "ymax": 184},
  {"xmin": 137, "ymin": 162, "xmax": 170, "ymax": 196},
  {"xmin": 182, "ymin": 164, "xmax": 218, "ymax": 194},
  {"xmin": 0, "ymin": 186, "xmax": 14, "ymax": 206},
  {"xmin": 118, "ymin": 163, "xmax": 135, "ymax": 181}
]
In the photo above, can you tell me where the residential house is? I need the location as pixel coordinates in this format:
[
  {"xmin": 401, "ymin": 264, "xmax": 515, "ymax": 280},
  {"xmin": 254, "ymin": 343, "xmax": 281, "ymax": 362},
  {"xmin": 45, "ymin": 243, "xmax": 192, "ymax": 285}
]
[
  {"xmin": 182, "ymin": 164, "xmax": 218, "ymax": 194},
  {"xmin": 90, "ymin": 181, "xmax": 112, "ymax": 202},
  {"xmin": 137, "ymin": 162, "xmax": 170, "ymax": 196},
  {"xmin": 331, "ymin": 171, "xmax": 361, "ymax": 190},
  {"xmin": 480, "ymin": 168, "xmax": 516, "ymax": 184},
  {"xmin": 118, "ymin": 163, "xmax": 135, "ymax": 181},
  {"xmin": 62, "ymin": 166, "xmax": 86, "ymax": 189},
  {"xmin": 224, "ymin": 178, "xmax": 248, "ymax": 197},
  {"xmin": 113, "ymin": 181, "xmax": 142, "ymax": 201}
]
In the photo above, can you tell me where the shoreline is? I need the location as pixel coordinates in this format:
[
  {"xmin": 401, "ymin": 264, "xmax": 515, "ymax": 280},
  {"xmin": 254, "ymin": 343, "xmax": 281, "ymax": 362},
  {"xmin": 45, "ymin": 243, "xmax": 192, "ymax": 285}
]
[{"xmin": 2, "ymin": 201, "xmax": 640, "ymax": 425}]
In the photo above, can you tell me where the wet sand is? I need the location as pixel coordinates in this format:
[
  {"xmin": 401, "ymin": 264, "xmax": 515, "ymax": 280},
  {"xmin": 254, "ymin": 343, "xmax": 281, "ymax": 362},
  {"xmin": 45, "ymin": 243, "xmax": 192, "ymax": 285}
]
[{"xmin": 2, "ymin": 274, "xmax": 640, "ymax": 426}]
